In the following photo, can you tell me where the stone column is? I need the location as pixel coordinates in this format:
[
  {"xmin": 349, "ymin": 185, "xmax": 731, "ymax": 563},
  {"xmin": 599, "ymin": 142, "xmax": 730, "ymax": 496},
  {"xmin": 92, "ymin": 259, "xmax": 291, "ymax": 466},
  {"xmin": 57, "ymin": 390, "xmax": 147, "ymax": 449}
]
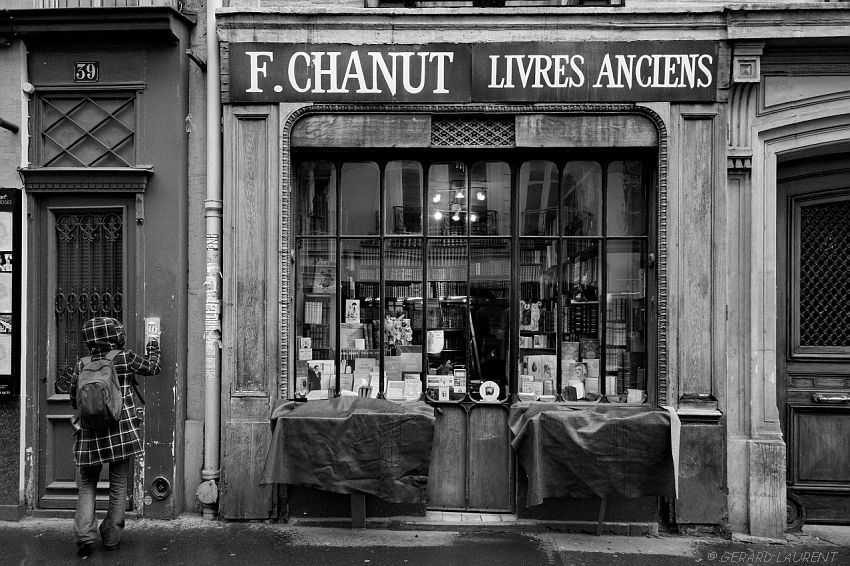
[{"xmin": 725, "ymin": 42, "xmax": 786, "ymax": 541}]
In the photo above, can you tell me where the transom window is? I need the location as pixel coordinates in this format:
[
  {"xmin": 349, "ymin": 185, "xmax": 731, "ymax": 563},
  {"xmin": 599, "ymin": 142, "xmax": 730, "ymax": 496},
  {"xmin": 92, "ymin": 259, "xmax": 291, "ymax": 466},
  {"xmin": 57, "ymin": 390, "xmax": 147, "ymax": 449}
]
[
  {"xmin": 37, "ymin": 93, "xmax": 136, "ymax": 168},
  {"xmin": 293, "ymin": 149, "xmax": 654, "ymax": 404}
]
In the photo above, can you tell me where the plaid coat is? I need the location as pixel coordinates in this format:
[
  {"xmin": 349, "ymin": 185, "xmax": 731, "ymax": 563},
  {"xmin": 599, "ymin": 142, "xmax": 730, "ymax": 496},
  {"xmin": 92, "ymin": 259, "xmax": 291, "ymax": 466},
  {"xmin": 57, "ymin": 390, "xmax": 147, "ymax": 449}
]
[{"xmin": 70, "ymin": 317, "xmax": 161, "ymax": 467}]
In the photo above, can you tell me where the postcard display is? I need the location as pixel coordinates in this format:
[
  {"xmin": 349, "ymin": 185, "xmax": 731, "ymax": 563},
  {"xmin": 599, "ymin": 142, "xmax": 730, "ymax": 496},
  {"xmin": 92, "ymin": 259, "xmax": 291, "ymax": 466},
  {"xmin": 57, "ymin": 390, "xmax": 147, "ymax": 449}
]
[{"xmin": 0, "ymin": 190, "xmax": 18, "ymax": 398}]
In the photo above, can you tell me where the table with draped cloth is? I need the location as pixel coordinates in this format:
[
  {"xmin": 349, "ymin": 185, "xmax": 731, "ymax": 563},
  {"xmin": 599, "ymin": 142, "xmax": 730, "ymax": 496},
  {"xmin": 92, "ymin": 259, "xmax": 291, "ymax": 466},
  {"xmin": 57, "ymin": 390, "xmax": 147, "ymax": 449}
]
[
  {"xmin": 509, "ymin": 403, "xmax": 680, "ymax": 508},
  {"xmin": 261, "ymin": 396, "xmax": 436, "ymax": 504}
]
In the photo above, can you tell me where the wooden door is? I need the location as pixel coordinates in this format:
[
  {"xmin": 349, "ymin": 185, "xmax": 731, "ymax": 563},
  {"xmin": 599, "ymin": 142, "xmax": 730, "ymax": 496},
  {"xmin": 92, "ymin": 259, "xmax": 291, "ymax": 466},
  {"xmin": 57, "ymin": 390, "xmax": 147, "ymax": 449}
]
[
  {"xmin": 427, "ymin": 402, "xmax": 513, "ymax": 512},
  {"xmin": 33, "ymin": 196, "xmax": 136, "ymax": 510},
  {"xmin": 777, "ymin": 153, "xmax": 850, "ymax": 525}
]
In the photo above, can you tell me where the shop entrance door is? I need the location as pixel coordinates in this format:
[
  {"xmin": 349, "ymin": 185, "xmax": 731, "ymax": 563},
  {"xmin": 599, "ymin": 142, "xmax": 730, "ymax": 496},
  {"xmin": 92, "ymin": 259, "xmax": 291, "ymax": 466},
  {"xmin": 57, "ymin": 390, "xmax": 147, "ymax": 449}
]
[
  {"xmin": 32, "ymin": 196, "xmax": 136, "ymax": 511},
  {"xmin": 777, "ymin": 153, "xmax": 850, "ymax": 525}
]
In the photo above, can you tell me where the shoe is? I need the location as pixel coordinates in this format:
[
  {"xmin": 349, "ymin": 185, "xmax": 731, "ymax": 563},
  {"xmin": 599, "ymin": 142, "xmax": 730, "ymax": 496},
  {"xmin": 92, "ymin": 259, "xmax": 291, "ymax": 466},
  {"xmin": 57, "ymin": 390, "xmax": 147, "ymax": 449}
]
[
  {"xmin": 103, "ymin": 543, "xmax": 119, "ymax": 551},
  {"xmin": 76, "ymin": 542, "xmax": 93, "ymax": 557}
]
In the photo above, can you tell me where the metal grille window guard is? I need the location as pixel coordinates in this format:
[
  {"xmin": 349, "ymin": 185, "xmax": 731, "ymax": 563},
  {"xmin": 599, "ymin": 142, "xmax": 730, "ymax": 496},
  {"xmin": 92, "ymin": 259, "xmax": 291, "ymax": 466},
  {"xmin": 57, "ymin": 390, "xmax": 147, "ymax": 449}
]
[
  {"xmin": 799, "ymin": 199, "xmax": 850, "ymax": 347},
  {"xmin": 39, "ymin": 95, "xmax": 136, "ymax": 168},
  {"xmin": 53, "ymin": 212, "xmax": 123, "ymax": 394}
]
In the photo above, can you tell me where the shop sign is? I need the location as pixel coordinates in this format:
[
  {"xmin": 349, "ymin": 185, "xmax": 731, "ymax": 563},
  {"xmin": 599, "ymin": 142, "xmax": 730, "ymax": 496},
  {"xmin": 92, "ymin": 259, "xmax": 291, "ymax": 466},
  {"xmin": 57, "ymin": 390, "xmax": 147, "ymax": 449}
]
[{"xmin": 229, "ymin": 42, "xmax": 717, "ymax": 103}]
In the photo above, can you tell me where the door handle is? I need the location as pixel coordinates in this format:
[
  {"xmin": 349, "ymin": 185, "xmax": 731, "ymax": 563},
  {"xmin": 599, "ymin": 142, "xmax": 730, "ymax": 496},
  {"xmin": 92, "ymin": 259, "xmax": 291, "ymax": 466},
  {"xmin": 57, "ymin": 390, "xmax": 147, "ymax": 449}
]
[{"xmin": 812, "ymin": 393, "xmax": 850, "ymax": 404}]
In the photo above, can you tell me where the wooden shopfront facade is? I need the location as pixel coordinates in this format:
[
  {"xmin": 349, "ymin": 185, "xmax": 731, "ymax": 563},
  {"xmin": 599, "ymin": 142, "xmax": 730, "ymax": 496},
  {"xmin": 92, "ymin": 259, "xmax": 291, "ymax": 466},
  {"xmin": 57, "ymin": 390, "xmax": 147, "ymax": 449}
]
[{"xmin": 215, "ymin": 3, "xmax": 850, "ymax": 539}]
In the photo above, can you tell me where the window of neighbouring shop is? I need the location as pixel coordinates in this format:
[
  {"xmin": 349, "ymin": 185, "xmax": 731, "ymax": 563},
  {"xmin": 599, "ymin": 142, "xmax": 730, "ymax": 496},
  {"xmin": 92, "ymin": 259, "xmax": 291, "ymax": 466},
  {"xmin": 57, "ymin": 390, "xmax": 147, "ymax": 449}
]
[{"xmin": 292, "ymin": 143, "xmax": 656, "ymax": 405}]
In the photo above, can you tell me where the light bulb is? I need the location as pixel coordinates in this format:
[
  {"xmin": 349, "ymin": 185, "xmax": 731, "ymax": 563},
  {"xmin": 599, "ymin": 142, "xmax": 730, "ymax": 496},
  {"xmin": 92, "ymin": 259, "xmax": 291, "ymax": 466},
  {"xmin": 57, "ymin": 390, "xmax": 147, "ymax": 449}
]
[
  {"xmin": 470, "ymin": 212, "xmax": 478, "ymax": 222},
  {"xmin": 455, "ymin": 190, "xmax": 464, "ymax": 199},
  {"xmin": 452, "ymin": 212, "xmax": 461, "ymax": 222},
  {"xmin": 476, "ymin": 191, "xmax": 485, "ymax": 201},
  {"xmin": 434, "ymin": 211, "xmax": 443, "ymax": 220},
  {"xmin": 432, "ymin": 193, "xmax": 441, "ymax": 203}
]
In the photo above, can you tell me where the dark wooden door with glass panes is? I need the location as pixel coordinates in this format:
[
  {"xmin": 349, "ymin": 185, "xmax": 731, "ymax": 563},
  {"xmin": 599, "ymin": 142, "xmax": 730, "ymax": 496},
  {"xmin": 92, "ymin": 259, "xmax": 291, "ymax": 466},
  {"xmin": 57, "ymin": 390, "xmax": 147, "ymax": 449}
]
[
  {"xmin": 777, "ymin": 153, "xmax": 850, "ymax": 525},
  {"xmin": 293, "ymin": 145, "xmax": 654, "ymax": 512},
  {"xmin": 34, "ymin": 198, "xmax": 135, "ymax": 510}
]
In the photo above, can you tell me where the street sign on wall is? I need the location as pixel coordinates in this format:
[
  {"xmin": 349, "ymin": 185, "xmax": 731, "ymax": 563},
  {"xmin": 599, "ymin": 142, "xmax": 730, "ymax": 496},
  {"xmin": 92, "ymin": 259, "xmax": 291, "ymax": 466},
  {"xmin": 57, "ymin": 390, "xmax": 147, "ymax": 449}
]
[{"xmin": 228, "ymin": 41, "xmax": 718, "ymax": 104}]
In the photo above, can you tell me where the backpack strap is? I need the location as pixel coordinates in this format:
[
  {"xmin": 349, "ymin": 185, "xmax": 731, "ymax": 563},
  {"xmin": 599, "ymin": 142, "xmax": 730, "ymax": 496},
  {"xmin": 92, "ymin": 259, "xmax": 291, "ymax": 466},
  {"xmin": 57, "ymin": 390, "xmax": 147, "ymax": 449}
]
[{"xmin": 102, "ymin": 349, "xmax": 146, "ymax": 405}]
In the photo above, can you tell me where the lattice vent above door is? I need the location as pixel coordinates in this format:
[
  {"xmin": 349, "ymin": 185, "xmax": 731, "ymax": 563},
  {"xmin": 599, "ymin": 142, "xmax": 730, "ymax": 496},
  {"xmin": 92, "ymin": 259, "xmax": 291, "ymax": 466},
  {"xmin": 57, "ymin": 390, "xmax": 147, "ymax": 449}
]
[{"xmin": 431, "ymin": 116, "xmax": 515, "ymax": 148}]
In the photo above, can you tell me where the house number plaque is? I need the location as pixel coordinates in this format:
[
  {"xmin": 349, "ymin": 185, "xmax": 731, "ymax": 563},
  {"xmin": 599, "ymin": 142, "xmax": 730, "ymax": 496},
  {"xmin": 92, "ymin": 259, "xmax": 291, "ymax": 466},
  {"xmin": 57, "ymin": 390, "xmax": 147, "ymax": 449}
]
[{"xmin": 74, "ymin": 61, "xmax": 99, "ymax": 83}]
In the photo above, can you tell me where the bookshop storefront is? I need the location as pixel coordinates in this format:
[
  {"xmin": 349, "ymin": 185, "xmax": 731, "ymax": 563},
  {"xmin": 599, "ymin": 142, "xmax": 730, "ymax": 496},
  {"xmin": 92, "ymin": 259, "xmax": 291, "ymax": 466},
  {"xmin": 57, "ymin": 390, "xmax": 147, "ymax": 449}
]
[{"xmin": 218, "ymin": 34, "xmax": 726, "ymax": 526}]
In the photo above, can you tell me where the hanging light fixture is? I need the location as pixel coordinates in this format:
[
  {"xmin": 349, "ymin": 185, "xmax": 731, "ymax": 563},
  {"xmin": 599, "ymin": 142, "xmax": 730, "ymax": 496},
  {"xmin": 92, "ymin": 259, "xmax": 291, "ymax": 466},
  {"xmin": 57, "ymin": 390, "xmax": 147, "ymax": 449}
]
[
  {"xmin": 434, "ymin": 210, "xmax": 443, "ymax": 220},
  {"xmin": 470, "ymin": 212, "xmax": 478, "ymax": 222},
  {"xmin": 452, "ymin": 211, "xmax": 461, "ymax": 222},
  {"xmin": 476, "ymin": 190, "xmax": 485, "ymax": 201},
  {"xmin": 432, "ymin": 193, "xmax": 441, "ymax": 203}
]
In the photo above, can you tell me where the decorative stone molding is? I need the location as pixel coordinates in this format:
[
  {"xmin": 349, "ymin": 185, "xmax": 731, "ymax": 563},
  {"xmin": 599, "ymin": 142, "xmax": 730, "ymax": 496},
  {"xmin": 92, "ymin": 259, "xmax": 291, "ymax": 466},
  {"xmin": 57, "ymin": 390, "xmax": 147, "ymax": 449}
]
[
  {"xmin": 20, "ymin": 166, "xmax": 153, "ymax": 192},
  {"xmin": 728, "ymin": 43, "xmax": 764, "ymax": 172}
]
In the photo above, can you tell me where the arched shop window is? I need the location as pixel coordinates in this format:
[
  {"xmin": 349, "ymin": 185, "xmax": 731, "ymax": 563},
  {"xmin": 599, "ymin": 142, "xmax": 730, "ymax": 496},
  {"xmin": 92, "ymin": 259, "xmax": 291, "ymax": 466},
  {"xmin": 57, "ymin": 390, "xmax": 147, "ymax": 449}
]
[{"xmin": 293, "ymin": 153, "xmax": 653, "ymax": 404}]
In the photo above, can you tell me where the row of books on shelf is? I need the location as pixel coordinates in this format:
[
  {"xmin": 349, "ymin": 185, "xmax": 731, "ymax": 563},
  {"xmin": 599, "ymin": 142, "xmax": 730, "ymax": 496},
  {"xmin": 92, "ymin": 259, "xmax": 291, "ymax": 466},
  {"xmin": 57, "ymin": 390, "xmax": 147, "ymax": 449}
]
[
  {"xmin": 564, "ymin": 302, "xmax": 599, "ymax": 335},
  {"xmin": 519, "ymin": 281, "xmax": 556, "ymax": 302},
  {"xmin": 519, "ymin": 245, "xmax": 557, "ymax": 267}
]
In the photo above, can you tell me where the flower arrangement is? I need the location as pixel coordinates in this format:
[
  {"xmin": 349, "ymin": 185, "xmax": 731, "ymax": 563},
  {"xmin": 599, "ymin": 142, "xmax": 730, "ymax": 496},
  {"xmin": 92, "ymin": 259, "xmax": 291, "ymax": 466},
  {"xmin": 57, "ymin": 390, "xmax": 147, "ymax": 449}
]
[{"xmin": 384, "ymin": 314, "xmax": 413, "ymax": 347}]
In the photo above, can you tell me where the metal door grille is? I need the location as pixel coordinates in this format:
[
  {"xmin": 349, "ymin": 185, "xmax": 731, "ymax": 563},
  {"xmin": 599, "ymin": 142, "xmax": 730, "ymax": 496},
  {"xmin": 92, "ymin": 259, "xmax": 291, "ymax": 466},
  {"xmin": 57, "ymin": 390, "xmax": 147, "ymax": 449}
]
[
  {"xmin": 799, "ymin": 199, "xmax": 850, "ymax": 347},
  {"xmin": 39, "ymin": 95, "xmax": 136, "ymax": 168},
  {"xmin": 431, "ymin": 116, "xmax": 515, "ymax": 147},
  {"xmin": 53, "ymin": 212, "xmax": 123, "ymax": 394}
]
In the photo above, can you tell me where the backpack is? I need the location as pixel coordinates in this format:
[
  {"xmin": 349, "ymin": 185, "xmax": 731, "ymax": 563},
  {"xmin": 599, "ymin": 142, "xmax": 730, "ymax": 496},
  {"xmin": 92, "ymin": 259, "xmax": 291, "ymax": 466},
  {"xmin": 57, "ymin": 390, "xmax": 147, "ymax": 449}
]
[{"xmin": 76, "ymin": 350, "xmax": 123, "ymax": 430}]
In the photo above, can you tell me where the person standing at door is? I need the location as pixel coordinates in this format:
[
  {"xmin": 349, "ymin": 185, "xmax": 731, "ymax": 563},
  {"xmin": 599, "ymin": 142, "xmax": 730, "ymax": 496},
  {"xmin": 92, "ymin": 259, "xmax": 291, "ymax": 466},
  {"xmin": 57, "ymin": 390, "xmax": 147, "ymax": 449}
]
[{"xmin": 69, "ymin": 317, "xmax": 161, "ymax": 556}]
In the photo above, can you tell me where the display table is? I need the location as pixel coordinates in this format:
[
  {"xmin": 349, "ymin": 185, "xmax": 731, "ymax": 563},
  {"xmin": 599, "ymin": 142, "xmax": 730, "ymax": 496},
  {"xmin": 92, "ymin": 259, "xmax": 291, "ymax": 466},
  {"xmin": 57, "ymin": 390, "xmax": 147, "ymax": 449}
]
[
  {"xmin": 509, "ymin": 403, "xmax": 680, "ymax": 522},
  {"xmin": 261, "ymin": 396, "xmax": 436, "ymax": 512}
]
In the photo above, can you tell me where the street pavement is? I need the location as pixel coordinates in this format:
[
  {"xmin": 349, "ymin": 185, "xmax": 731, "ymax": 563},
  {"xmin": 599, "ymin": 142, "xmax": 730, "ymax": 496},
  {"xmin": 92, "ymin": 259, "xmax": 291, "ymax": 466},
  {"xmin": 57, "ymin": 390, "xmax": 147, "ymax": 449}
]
[{"xmin": 0, "ymin": 515, "xmax": 847, "ymax": 566}]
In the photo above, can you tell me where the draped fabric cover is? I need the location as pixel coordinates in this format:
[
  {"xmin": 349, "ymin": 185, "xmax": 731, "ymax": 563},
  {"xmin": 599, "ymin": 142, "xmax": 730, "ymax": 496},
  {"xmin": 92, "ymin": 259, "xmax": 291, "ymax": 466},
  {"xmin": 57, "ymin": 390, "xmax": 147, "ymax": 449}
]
[
  {"xmin": 509, "ymin": 403, "xmax": 679, "ymax": 507},
  {"xmin": 262, "ymin": 396, "xmax": 435, "ymax": 504}
]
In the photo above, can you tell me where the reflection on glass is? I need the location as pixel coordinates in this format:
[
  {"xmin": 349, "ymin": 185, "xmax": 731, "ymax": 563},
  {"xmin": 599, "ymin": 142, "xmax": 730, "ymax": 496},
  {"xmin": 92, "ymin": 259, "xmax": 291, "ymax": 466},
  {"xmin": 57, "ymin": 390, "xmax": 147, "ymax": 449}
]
[
  {"xmin": 470, "ymin": 161, "xmax": 511, "ymax": 235},
  {"xmin": 426, "ymin": 238, "xmax": 468, "ymax": 400},
  {"xmin": 385, "ymin": 161, "xmax": 423, "ymax": 235},
  {"xmin": 560, "ymin": 239, "xmax": 601, "ymax": 400},
  {"xmin": 605, "ymin": 240, "xmax": 648, "ymax": 400},
  {"xmin": 517, "ymin": 239, "xmax": 558, "ymax": 401},
  {"xmin": 296, "ymin": 161, "xmax": 336, "ymax": 236},
  {"xmin": 520, "ymin": 161, "xmax": 559, "ymax": 236},
  {"xmin": 294, "ymin": 239, "xmax": 337, "ymax": 399},
  {"xmin": 428, "ymin": 162, "xmax": 468, "ymax": 236},
  {"xmin": 340, "ymin": 162, "xmax": 380, "ymax": 235},
  {"xmin": 563, "ymin": 162, "xmax": 601, "ymax": 236},
  {"xmin": 607, "ymin": 161, "xmax": 647, "ymax": 236},
  {"xmin": 383, "ymin": 238, "xmax": 424, "ymax": 401},
  {"xmin": 470, "ymin": 239, "xmax": 511, "ymax": 400}
]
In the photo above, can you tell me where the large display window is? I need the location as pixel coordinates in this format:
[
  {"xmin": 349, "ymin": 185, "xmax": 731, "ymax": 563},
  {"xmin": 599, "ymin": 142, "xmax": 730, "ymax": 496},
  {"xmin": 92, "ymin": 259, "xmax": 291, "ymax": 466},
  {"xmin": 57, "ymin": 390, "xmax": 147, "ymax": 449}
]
[{"xmin": 293, "ymin": 149, "xmax": 655, "ymax": 404}]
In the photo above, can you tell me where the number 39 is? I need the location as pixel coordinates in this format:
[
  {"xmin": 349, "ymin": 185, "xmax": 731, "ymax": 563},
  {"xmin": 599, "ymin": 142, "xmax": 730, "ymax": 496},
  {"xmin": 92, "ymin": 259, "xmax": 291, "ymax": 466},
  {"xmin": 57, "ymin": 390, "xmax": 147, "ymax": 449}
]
[{"xmin": 74, "ymin": 62, "xmax": 98, "ymax": 82}]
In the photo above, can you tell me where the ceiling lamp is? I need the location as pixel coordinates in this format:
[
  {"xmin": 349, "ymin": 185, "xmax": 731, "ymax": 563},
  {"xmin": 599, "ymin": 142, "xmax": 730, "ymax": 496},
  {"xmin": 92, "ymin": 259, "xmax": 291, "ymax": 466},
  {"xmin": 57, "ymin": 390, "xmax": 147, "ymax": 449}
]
[{"xmin": 434, "ymin": 210, "xmax": 443, "ymax": 220}]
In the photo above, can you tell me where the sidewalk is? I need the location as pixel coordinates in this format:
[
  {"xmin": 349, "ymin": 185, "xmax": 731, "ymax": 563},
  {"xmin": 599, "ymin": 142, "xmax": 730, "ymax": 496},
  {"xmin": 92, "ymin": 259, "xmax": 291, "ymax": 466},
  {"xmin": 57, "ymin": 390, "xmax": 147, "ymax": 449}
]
[{"xmin": 0, "ymin": 514, "xmax": 847, "ymax": 566}]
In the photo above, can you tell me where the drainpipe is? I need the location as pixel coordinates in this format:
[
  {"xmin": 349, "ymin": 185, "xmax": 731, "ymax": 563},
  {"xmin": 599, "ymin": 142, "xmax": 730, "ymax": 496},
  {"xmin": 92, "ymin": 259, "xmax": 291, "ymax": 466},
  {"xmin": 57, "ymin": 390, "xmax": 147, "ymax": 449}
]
[{"xmin": 196, "ymin": 0, "xmax": 223, "ymax": 520}]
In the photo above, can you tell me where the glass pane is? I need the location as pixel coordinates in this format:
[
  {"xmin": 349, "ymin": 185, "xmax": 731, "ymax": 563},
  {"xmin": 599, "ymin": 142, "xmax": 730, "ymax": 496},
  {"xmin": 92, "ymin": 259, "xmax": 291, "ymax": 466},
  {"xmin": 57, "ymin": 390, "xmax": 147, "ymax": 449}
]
[
  {"xmin": 470, "ymin": 161, "xmax": 511, "ymax": 235},
  {"xmin": 53, "ymin": 211, "xmax": 123, "ymax": 395},
  {"xmin": 563, "ymin": 162, "xmax": 602, "ymax": 236},
  {"xmin": 607, "ymin": 161, "xmax": 647, "ymax": 236},
  {"xmin": 294, "ymin": 238, "xmax": 337, "ymax": 399},
  {"xmin": 428, "ymin": 162, "xmax": 467, "ymax": 236},
  {"xmin": 470, "ymin": 239, "xmax": 511, "ymax": 400},
  {"xmin": 426, "ymin": 238, "xmax": 468, "ymax": 401},
  {"xmin": 383, "ymin": 238, "xmax": 425, "ymax": 401},
  {"xmin": 605, "ymin": 240, "xmax": 648, "ymax": 401},
  {"xmin": 517, "ymin": 239, "xmax": 558, "ymax": 401},
  {"xmin": 385, "ymin": 160, "xmax": 423, "ymax": 235},
  {"xmin": 296, "ymin": 161, "xmax": 336, "ymax": 236},
  {"xmin": 560, "ymin": 239, "xmax": 602, "ymax": 400},
  {"xmin": 519, "ymin": 161, "xmax": 559, "ymax": 236},
  {"xmin": 340, "ymin": 162, "xmax": 380, "ymax": 235},
  {"xmin": 339, "ymin": 239, "xmax": 381, "ymax": 398}
]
